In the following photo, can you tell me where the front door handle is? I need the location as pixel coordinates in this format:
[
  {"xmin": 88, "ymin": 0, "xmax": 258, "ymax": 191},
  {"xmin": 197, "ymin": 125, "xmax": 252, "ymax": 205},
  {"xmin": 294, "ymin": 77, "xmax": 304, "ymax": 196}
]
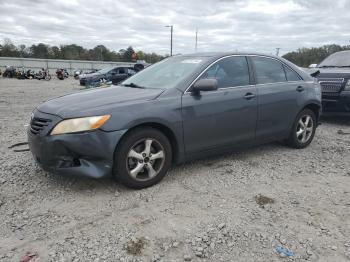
[
  {"xmin": 244, "ymin": 93, "xmax": 256, "ymax": 100},
  {"xmin": 296, "ymin": 86, "xmax": 305, "ymax": 92}
]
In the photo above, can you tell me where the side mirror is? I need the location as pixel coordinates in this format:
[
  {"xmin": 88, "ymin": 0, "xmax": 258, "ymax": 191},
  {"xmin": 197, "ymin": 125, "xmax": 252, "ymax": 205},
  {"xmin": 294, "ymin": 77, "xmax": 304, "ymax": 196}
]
[
  {"xmin": 310, "ymin": 70, "xmax": 320, "ymax": 78},
  {"xmin": 192, "ymin": 79, "xmax": 218, "ymax": 93}
]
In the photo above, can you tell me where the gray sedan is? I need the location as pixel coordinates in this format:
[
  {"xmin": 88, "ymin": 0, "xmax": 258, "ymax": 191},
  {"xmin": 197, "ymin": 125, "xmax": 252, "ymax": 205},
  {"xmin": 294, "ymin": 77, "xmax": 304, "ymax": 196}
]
[{"xmin": 28, "ymin": 52, "xmax": 322, "ymax": 189}]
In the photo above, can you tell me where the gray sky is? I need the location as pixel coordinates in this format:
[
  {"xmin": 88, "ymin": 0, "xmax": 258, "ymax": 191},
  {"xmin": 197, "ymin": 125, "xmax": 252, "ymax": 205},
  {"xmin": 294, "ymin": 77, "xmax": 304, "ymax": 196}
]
[{"xmin": 0, "ymin": 0, "xmax": 349, "ymax": 55}]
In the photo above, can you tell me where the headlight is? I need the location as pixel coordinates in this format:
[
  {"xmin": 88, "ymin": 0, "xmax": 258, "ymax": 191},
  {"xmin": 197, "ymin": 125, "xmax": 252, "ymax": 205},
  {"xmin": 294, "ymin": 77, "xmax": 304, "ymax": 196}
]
[
  {"xmin": 345, "ymin": 79, "xmax": 350, "ymax": 91},
  {"xmin": 50, "ymin": 115, "xmax": 110, "ymax": 135}
]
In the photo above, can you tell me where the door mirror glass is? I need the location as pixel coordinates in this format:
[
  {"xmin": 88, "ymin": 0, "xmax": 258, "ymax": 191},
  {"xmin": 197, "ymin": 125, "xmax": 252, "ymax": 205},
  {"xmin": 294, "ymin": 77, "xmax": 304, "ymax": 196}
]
[{"xmin": 192, "ymin": 79, "xmax": 218, "ymax": 93}]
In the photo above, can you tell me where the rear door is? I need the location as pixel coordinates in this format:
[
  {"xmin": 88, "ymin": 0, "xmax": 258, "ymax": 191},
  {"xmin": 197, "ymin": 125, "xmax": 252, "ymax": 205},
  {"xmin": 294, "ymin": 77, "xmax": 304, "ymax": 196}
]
[
  {"xmin": 182, "ymin": 56, "xmax": 258, "ymax": 154},
  {"xmin": 250, "ymin": 56, "xmax": 304, "ymax": 140}
]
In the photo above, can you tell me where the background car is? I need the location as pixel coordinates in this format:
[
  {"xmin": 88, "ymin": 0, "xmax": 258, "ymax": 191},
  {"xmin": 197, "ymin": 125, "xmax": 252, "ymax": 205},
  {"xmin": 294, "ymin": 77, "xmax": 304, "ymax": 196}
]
[
  {"xmin": 79, "ymin": 66, "xmax": 137, "ymax": 86},
  {"xmin": 310, "ymin": 50, "xmax": 350, "ymax": 112}
]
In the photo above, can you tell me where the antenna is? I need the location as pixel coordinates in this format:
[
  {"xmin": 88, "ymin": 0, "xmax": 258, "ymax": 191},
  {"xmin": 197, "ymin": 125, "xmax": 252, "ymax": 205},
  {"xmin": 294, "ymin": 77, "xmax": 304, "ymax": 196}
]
[{"xmin": 275, "ymin": 48, "xmax": 281, "ymax": 56}]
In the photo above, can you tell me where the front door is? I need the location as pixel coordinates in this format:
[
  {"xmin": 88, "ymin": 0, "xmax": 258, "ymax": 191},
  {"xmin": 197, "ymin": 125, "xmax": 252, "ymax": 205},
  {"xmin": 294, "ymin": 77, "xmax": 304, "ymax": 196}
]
[{"xmin": 182, "ymin": 56, "xmax": 258, "ymax": 154}]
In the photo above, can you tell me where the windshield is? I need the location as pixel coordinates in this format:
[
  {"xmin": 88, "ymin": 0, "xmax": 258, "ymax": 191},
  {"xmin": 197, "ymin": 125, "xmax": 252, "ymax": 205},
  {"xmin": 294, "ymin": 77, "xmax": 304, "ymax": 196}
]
[
  {"xmin": 121, "ymin": 56, "xmax": 206, "ymax": 89},
  {"xmin": 318, "ymin": 51, "xmax": 350, "ymax": 67}
]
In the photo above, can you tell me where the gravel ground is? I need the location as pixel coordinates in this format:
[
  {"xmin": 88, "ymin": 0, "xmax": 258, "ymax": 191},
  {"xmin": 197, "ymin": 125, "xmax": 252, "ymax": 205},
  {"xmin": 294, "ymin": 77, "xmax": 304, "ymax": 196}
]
[{"xmin": 0, "ymin": 77, "xmax": 349, "ymax": 262}]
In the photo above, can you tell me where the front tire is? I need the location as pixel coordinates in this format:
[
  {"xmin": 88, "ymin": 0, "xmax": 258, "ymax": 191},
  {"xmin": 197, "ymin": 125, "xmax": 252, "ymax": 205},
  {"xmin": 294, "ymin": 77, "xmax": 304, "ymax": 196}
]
[
  {"xmin": 286, "ymin": 109, "xmax": 316, "ymax": 149},
  {"xmin": 113, "ymin": 127, "xmax": 172, "ymax": 189}
]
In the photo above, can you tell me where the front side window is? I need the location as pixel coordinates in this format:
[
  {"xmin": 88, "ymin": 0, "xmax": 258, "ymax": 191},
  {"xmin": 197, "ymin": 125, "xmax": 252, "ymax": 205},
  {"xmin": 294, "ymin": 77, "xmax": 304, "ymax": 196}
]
[
  {"xmin": 199, "ymin": 56, "xmax": 250, "ymax": 88},
  {"xmin": 252, "ymin": 57, "xmax": 286, "ymax": 84}
]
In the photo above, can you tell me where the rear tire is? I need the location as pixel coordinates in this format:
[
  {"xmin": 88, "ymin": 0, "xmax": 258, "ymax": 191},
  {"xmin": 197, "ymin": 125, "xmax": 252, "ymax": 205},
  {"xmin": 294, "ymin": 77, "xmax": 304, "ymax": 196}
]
[
  {"xmin": 113, "ymin": 127, "xmax": 172, "ymax": 189},
  {"xmin": 286, "ymin": 109, "xmax": 316, "ymax": 149}
]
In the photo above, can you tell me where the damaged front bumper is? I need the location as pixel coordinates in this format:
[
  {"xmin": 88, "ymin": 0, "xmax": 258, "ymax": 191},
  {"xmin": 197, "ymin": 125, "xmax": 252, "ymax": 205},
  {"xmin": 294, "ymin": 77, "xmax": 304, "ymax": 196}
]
[{"xmin": 27, "ymin": 110, "xmax": 126, "ymax": 178}]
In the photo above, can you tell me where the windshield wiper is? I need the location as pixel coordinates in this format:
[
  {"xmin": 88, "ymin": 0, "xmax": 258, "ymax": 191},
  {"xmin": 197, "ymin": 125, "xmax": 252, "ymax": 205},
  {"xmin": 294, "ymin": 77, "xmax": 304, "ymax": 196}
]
[
  {"xmin": 121, "ymin": 83, "xmax": 145, "ymax": 89},
  {"xmin": 318, "ymin": 65, "xmax": 350, "ymax": 68}
]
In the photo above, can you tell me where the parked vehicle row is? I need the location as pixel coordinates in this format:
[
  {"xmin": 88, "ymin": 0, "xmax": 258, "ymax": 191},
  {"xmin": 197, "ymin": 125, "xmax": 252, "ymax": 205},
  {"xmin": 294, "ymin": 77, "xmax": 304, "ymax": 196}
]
[
  {"xmin": 2, "ymin": 66, "xmax": 52, "ymax": 80},
  {"xmin": 1, "ymin": 62, "xmax": 147, "ymax": 85}
]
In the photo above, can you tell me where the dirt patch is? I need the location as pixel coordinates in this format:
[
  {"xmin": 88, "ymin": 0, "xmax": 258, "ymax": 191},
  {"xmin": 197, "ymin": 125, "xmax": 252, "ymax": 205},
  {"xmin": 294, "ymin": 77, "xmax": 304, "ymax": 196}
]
[
  {"xmin": 255, "ymin": 194, "xmax": 275, "ymax": 208},
  {"xmin": 124, "ymin": 237, "xmax": 146, "ymax": 255}
]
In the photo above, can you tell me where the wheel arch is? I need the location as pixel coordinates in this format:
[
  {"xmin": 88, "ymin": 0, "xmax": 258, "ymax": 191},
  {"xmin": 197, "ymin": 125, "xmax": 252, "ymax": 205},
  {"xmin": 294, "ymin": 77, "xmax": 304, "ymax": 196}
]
[
  {"xmin": 302, "ymin": 103, "xmax": 321, "ymax": 121},
  {"xmin": 115, "ymin": 122, "xmax": 181, "ymax": 164}
]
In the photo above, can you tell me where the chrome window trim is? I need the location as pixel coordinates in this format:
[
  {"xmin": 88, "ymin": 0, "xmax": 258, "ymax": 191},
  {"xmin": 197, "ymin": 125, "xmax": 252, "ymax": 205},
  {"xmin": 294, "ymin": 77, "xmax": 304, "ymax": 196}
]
[
  {"xmin": 255, "ymin": 80, "xmax": 304, "ymax": 87},
  {"xmin": 184, "ymin": 54, "xmax": 303, "ymax": 94},
  {"xmin": 183, "ymin": 84, "xmax": 255, "ymax": 96}
]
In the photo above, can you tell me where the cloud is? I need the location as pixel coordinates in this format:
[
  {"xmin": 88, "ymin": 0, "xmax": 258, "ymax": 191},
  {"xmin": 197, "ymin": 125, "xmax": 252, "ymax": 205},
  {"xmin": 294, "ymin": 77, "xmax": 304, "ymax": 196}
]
[{"xmin": 0, "ymin": 0, "xmax": 348, "ymax": 55}]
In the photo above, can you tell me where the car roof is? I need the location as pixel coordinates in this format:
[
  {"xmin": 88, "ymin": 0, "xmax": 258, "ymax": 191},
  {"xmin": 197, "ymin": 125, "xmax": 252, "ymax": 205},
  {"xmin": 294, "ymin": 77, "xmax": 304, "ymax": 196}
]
[
  {"xmin": 177, "ymin": 51, "xmax": 312, "ymax": 82},
  {"xmin": 181, "ymin": 52, "xmax": 280, "ymax": 60}
]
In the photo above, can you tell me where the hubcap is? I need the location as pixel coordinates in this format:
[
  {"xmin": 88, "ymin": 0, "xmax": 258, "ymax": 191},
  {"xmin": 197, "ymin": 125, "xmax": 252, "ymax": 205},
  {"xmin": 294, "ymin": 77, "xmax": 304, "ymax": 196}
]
[
  {"xmin": 296, "ymin": 115, "xmax": 314, "ymax": 143},
  {"xmin": 126, "ymin": 138, "xmax": 165, "ymax": 181}
]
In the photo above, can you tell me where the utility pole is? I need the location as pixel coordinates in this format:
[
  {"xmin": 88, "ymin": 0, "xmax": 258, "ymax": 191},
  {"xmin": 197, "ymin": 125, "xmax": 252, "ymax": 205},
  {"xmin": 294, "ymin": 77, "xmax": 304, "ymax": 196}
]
[
  {"xmin": 195, "ymin": 27, "xmax": 198, "ymax": 52},
  {"xmin": 165, "ymin": 25, "xmax": 173, "ymax": 56},
  {"xmin": 275, "ymin": 48, "xmax": 280, "ymax": 56}
]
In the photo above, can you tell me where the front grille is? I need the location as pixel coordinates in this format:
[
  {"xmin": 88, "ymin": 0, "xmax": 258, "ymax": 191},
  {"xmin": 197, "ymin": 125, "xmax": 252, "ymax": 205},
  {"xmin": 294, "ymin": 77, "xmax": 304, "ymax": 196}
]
[
  {"xmin": 30, "ymin": 117, "xmax": 52, "ymax": 135},
  {"xmin": 318, "ymin": 78, "xmax": 344, "ymax": 93},
  {"xmin": 322, "ymin": 92, "xmax": 340, "ymax": 97}
]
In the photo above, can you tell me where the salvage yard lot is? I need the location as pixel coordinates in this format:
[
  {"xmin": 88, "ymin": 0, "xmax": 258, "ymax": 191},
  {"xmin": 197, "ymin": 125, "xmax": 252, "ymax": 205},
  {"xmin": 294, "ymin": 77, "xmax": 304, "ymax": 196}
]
[{"xmin": 0, "ymin": 78, "xmax": 349, "ymax": 262}]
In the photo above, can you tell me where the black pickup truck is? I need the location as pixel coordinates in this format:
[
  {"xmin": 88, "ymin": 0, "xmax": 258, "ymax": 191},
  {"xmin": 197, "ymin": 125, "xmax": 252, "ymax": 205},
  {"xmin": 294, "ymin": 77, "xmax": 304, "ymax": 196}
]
[{"xmin": 311, "ymin": 51, "xmax": 350, "ymax": 112}]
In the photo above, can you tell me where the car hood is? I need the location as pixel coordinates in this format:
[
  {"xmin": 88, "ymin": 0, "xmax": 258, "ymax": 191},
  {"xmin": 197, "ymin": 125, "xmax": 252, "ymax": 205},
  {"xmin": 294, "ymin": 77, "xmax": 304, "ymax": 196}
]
[
  {"xmin": 316, "ymin": 67, "xmax": 350, "ymax": 79},
  {"xmin": 37, "ymin": 86, "xmax": 165, "ymax": 119},
  {"xmin": 80, "ymin": 72, "xmax": 102, "ymax": 79}
]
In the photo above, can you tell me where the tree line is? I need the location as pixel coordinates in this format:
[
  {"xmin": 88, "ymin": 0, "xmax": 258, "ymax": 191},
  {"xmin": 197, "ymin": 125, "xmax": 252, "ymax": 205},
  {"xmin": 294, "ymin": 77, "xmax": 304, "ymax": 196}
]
[
  {"xmin": 2, "ymin": 38, "xmax": 349, "ymax": 67},
  {"xmin": 0, "ymin": 38, "xmax": 166, "ymax": 63},
  {"xmin": 282, "ymin": 44, "xmax": 350, "ymax": 67}
]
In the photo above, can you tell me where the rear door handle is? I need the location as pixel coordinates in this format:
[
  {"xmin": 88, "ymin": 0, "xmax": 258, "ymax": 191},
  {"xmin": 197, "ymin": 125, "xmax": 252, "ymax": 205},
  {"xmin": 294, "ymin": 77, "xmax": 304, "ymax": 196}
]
[
  {"xmin": 296, "ymin": 86, "xmax": 305, "ymax": 92},
  {"xmin": 244, "ymin": 93, "xmax": 256, "ymax": 100}
]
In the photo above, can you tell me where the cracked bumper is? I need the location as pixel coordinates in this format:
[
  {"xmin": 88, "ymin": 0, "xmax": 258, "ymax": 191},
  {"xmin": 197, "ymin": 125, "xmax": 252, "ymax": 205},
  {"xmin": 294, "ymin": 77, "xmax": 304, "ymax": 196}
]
[{"xmin": 28, "ymin": 128, "xmax": 126, "ymax": 178}]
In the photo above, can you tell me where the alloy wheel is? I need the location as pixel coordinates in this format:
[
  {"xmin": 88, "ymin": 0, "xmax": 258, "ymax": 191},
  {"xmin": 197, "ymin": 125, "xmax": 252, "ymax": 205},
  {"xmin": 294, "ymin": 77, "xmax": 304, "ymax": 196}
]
[
  {"xmin": 126, "ymin": 138, "xmax": 165, "ymax": 181},
  {"xmin": 296, "ymin": 114, "xmax": 314, "ymax": 143}
]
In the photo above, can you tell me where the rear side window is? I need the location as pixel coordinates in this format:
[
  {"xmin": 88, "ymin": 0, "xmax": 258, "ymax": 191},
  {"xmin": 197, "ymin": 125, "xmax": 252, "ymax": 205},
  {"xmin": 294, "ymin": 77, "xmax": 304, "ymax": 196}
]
[
  {"xmin": 252, "ymin": 57, "xmax": 286, "ymax": 84},
  {"xmin": 284, "ymin": 65, "xmax": 301, "ymax": 81},
  {"xmin": 200, "ymin": 56, "xmax": 250, "ymax": 88}
]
